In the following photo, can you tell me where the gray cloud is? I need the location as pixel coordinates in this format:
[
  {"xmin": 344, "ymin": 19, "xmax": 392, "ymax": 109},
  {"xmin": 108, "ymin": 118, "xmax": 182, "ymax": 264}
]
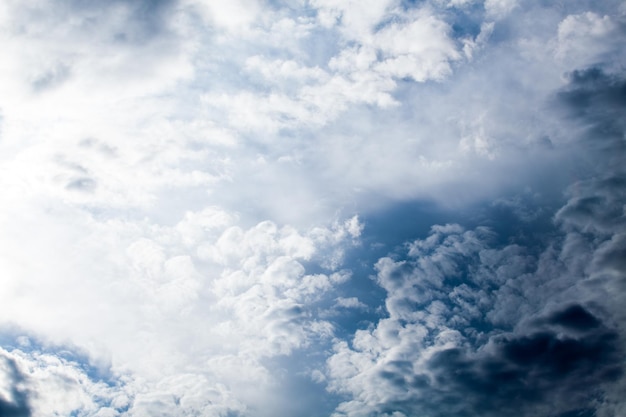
[
  {"xmin": 545, "ymin": 304, "xmax": 602, "ymax": 331},
  {"xmin": 31, "ymin": 63, "xmax": 71, "ymax": 92},
  {"xmin": 14, "ymin": 0, "xmax": 178, "ymax": 43},
  {"xmin": 0, "ymin": 355, "xmax": 31, "ymax": 417},
  {"xmin": 328, "ymin": 214, "xmax": 625, "ymax": 416},
  {"xmin": 326, "ymin": 54, "xmax": 626, "ymax": 416},
  {"xmin": 0, "ymin": 343, "xmax": 132, "ymax": 416},
  {"xmin": 422, "ymin": 312, "xmax": 622, "ymax": 417},
  {"xmin": 65, "ymin": 177, "xmax": 97, "ymax": 192}
]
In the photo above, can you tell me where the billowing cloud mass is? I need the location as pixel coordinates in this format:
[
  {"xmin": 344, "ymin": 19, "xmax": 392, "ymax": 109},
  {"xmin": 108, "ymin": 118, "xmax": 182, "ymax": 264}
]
[{"xmin": 0, "ymin": 0, "xmax": 624, "ymax": 416}]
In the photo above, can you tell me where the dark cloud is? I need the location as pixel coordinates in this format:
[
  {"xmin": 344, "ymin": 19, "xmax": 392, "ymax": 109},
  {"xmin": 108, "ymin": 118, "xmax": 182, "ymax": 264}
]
[
  {"xmin": 546, "ymin": 304, "xmax": 601, "ymax": 331},
  {"xmin": 344, "ymin": 305, "xmax": 624, "ymax": 417},
  {"xmin": 499, "ymin": 331, "xmax": 619, "ymax": 379},
  {"xmin": 0, "ymin": 396, "xmax": 30, "ymax": 417},
  {"xmin": 424, "ymin": 318, "xmax": 622, "ymax": 416},
  {"xmin": 329, "ymin": 93, "xmax": 626, "ymax": 414},
  {"xmin": 0, "ymin": 356, "xmax": 32, "ymax": 417},
  {"xmin": 557, "ymin": 68, "xmax": 626, "ymax": 167},
  {"xmin": 328, "ymin": 98, "xmax": 626, "ymax": 409},
  {"xmin": 486, "ymin": 314, "xmax": 616, "ymax": 410}
]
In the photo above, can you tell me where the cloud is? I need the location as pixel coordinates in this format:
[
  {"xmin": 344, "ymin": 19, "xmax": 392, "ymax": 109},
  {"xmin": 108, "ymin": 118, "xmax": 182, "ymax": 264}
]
[
  {"xmin": 3, "ymin": 0, "xmax": 612, "ymax": 230},
  {"xmin": 0, "ymin": 353, "xmax": 31, "ymax": 417},
  {"xmin": 187, "ymin": 0, "xmax": 263, "ymax": 32},
  {"xmin": 327, "ymin": 215, "xmax": 625, "ymax": 416},
  {"xmin": 0, "ymin": 0, "xmax": 625, "ymax": 416},
  {"xmin": 0, "ymin": 198, "xmax": 362, "ymax": 415},
  {"xmin": 0, "ymin": 344, "xmax": 128, "ymax": 417},
  {"xmin": 545, "ymin": 304, "xmax": 602, "ymax": 331},
  {"xmin": 484, "ymin": 0, "xmax": 518, "ymax": 19},
  {"xmin": 207, "ymin": 3, "xmax": 462, "ymax": 132},
  {"xmin": 423, "ymin": 320, "xmax": 622, "ymax": 416},
  {"xmin": 335, "ymin": 297, "xmax": 368, "ymax": 310},
  {"xmin": 324, "ymin": 57, "xmax": 626, "ymax": 416},
  {"xmin": 556, "ymin": 12, "xmax": 626, "ymax": 69}
]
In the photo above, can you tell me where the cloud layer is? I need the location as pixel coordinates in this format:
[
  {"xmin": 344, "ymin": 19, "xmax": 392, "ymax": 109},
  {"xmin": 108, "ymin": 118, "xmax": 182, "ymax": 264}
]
[{"xmin": 0, "ymin": 0, "xmax": 624, "ymax": 416}]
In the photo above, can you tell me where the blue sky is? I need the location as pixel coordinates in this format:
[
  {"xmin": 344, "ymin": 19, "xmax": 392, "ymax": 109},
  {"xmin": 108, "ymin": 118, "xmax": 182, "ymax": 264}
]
[{"xmin": 0, "ymin": 1, "xmax": 625, "ymax": 416}]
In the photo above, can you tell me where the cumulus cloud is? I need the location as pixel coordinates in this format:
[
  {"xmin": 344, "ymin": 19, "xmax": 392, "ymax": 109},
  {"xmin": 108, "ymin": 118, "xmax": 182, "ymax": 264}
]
[
  {"xmin": 556, "ymin": 12, "xmax": 626, "ymax": 69},
  {"xmin": 324, "ymin": 45, "xmax": 626, "ymax": 417},
  {"xmin": 0, "ymin": 344, "xmax": 128, "ymax": 417},
  {"xmin": 4, "ymin": 0, "xmax": 614, "ymax": 228},
  {"xmin": 327, "ymin": 210, "xmax": 625, "ymax": 416},
  {"xmin": 0, "ymin": 202, "xmax": 362, "ymax": 415},
  {"xmin": 0, "ymin": 0, "xmax": 625, "ymax": 416}
]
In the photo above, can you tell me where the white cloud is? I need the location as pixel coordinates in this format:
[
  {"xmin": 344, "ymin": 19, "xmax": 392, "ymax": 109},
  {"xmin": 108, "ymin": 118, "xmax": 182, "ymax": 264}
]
[
  {"xmin": 0, "ymin": 346, "xmax": 128, "ymax": 416},
  {"xmin": 335, "ymin": 297, "xmax": 368, "ymax": 310},
  {"xmin": 311, "ymin": 0, "xmax": 397, "ymax": 36},
  {"xmin": 370, "ymin": 11, "xmax": 461, "ymax": 81},
  {"xmin": 0, "ymin": 0, "xmax": 615, "ymax": 233},
  {"xmin": 187, "ymin": 0, "xmax": 263, "ymax": 32},
  {"xmin": 484, "ymin": 0, "xmax": 518, "ymax": 19},
  {"xmin": 197, "ymin": 3, "xmax": 462, "ymax": 142},
  {"xmin": 556, "ymin": 12, "xmax": 622, "ymax": 68},
  {"xmin": 0, "ymin": 0, "xmax": 625, "ymax": 415},
  {"xmin": 0, "ymin": 194, "xmax": 362, "ymax": 415},
  {"xmin": 245, "ymin": 56, "xmax": 328, "ymax": 83}
]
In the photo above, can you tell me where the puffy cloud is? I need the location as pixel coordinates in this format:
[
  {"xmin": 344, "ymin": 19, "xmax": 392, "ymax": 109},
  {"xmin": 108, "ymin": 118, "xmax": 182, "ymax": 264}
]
[
  {"xmin": 0, "ymin": 344, "xmax": 128, "ymax": 417},
  {"xmin": 335, "ymin": 297, "xmax": 368, "ymax": 310},
  {"xmin": 327, "ymin": 213, "xmax": 625, "ymax": 416},
  {"xmin": 556, "ymin": 12, "xmax": 626, "ymax": 68},
  {"xmin": 186, "ymin": 0, "xmax": 263, "ymax": 32},
  {"xmin": 484, "ymin": 0, "xmax": 518, "ymax": 19},
  {"xmin": 199, "ymin": 0, "xmax": 465, "ymax": 144},
  {"xmin": 1, "ymin": 0, "xmax": 625, "ymax": 415},
  {"xmin": 4, "ymin": 0, "xmax": 614, "ymax": 230},
  {"xmin": 324, "ymin": 57, "xmax": 626, "ymax": 417},
  {"xmin": 0, "ymin": 198, "xmax": 362, "ymax": 415}
]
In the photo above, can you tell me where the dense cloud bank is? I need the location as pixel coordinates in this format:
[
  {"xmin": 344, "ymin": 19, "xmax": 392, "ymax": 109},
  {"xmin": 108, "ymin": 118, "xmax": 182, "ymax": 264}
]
[{"xmin": 0, "ymin": 0, "xmax": 625, "ymax": 416}]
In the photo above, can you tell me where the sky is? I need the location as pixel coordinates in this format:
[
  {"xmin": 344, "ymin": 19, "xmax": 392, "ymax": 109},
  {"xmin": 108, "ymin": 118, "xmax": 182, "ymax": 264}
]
[{"xmin": 0, "ymin": 1, "xmax": 625, "ymax": 416}]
